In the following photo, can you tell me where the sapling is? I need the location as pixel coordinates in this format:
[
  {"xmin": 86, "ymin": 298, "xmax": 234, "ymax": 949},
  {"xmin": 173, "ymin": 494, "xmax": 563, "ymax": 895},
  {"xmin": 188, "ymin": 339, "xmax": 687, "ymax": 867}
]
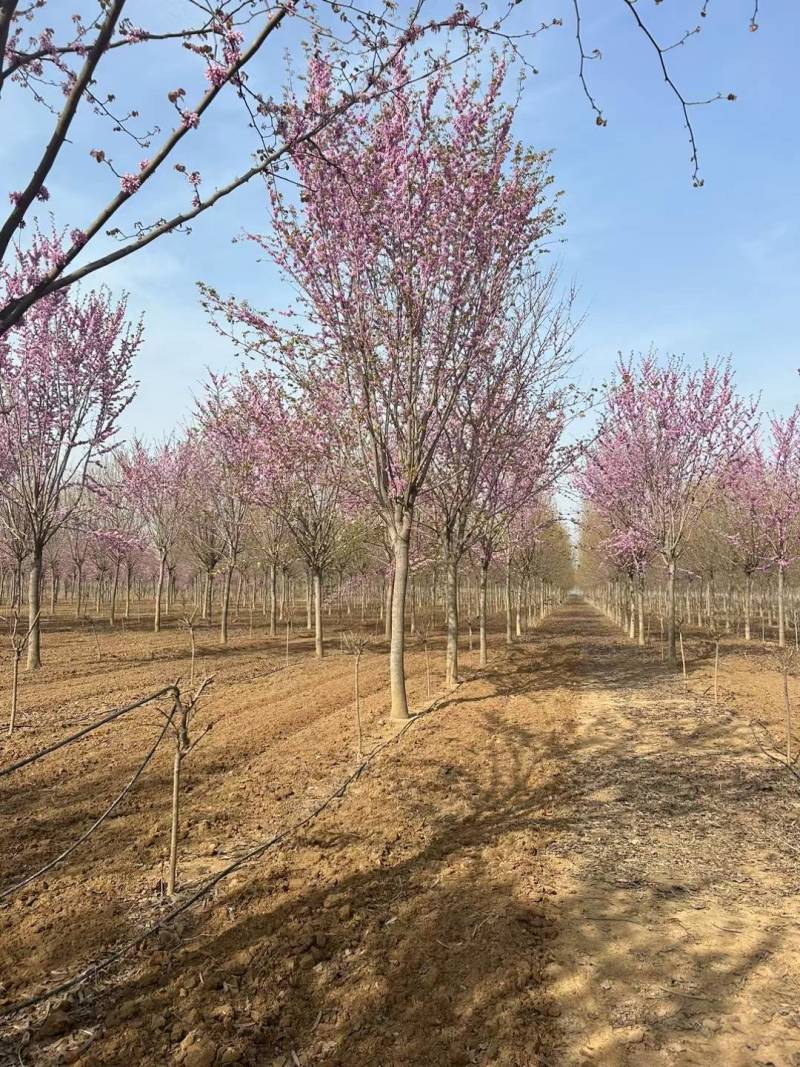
[
  {"xmin": 343, "ymin": 631, "xmax": 370, "ymax": 759},
  {"xmin": 83, "ymin": 614, "xmax": 103, "ymax": 662},
  {"xmin": 780, "ymin": 649, "xmax": 795, "ymax": 765},
  {"xmin": 164, "ymin": 676, "xmax": 214, "ymax": 897},
  {"xmin": 417, "ymin": 618, "xmax": 435, "ymax": 701},
  {"xmin": 179, "ymin": 607, "xmax": 199, "ymax": 685},
  {"xmin": 2, "ymin": 612, "xmax": 40, "ymax": 735}
]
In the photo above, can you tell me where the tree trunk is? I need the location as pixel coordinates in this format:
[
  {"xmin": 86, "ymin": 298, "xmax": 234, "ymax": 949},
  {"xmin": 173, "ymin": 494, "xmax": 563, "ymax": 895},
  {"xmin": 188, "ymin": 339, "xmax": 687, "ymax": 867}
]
[
  {"xmin": 201, "ymin": 570, "xmax": 209, "ymax": 620},
  {"xmin": 383, "ymin": 572, "xmax": 393, "ymax": 641},
  {"xmin": 313, "ymin": 568, "xmax": 324, "ymax": 658},
  {"xmin": 388, "ymin": 515, "xmax": 412, "ymax": 720},
  {"xmin": 666, "ymin": 557, "xmax": 677, "ymax": 665},
  {"xmin": 269, "ymin": 562, "xmax": 277, "ymax": 637},
  {"xmin": 637, "ymin": 574, "xmax": 645, "ymax": 647},
  {"xmin": 479, "ymin": 559, "xmax": 489, "ymax": 668},
  {"xmin": 445, "ymin": 546, "xmax": 459, "ymax": 688},
  {"xmin": 204, "ymin": 570, "xmax": 214, "ymax": 622},
  {"xmin": 110, "ymin": 562, "xmax": 120, "ymax": 625},
  {"xmin": 505, "ymin": 552, "xmax": 513, "ymax": 646},
  {"xmin": 27, "ymin": 547, "xmax": 42, "ymax": 670},
  {"xmin": 744, "ymin": 573, "xmax": 752, "ymax": 640},
  {"xmin": 220, "ymin": 567, "xmax": 233, "ymax": 644},
  {"xmin": 154, "ymin": 552, "xmax": 166, "ymax": 633},
  {"xmin": 778, "ymin": 564, "xmax": 786, "ymax": 648}
]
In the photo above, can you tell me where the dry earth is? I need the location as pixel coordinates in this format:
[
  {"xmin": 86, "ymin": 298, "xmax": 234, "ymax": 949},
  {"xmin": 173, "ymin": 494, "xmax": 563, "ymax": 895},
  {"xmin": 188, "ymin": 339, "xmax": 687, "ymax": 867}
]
[{"xmin": 1, "ymin": 599, "xmax": 800, "ymax": 1066}]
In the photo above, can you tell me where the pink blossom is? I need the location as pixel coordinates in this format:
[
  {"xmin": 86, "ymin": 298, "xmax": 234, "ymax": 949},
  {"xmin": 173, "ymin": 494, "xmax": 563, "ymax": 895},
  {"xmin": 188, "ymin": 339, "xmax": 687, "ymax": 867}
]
[{"xmin": 205, "ymin": 62, "xmax": 229, "ymax": 88}]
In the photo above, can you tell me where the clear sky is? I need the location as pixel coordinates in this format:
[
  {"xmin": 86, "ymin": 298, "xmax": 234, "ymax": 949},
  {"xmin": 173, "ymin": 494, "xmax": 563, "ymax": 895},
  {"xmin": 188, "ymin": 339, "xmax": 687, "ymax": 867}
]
[{"xmin": 3, "ymin": 1, "xmax": 799, "ymax": 436}]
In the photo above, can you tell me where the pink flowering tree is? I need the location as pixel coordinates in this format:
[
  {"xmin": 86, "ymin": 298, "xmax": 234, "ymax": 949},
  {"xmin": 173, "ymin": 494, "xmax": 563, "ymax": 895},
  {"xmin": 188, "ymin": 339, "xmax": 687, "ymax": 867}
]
[
  {"xmin": 194, "ymin": 377, "xmax": 260, "ymax": 644},
  {"xmin": 577, "ymin": 420, "xmax": 657, "ymax": 646},
  {"xmin": 248, "ymin": 507, "xmax": 290, "ymax": 637},
  {"xmin": 0, "ymin": 1, "xmax": 547, "ymax": 337},
  {"xmin": 729, "ymin": 411, "xmax": 800, "ymax": 647},
  {"xmin": 581, "ymin": 353, "xmax": 757, "ymax": 664},
  {"xmin": 426, "ymin": 273, "xmax": 578, "ymax": 683},
  {"xmin": 87, "ymin": 468, "xmax": 145, "ymax": 624},
  {"xmin": 0, "ymin": 231, "xmax": 141, "ymax": 667},
  {"xmin": 205, "ymin": 367, "xmax": 349, "ymax": 658},
  {"xmin": 721, "ymin": 450, "xmax": 770, "ymax": 640},
  {"xmin": 207, "ymin": 58, "xmax": 559, "ymax": 718},
  {"xmin": 118, "ymin": 436, "xmax": 196, "ymax": 632}
]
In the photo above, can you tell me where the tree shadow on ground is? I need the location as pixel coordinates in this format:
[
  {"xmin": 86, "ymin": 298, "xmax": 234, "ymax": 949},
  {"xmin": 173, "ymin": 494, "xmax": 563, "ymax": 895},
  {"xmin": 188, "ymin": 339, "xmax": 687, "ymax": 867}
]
[{"xmin": 2, "ymin": 601, "xmax": 797, "ymax": 1067}]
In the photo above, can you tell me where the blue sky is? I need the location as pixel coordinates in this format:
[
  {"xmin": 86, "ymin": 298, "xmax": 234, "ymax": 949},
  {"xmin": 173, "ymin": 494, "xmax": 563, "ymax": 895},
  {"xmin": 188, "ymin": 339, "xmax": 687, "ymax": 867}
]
[{"xmin": 3, "ymin": 0, "xmax": 799, "ymax": 436}]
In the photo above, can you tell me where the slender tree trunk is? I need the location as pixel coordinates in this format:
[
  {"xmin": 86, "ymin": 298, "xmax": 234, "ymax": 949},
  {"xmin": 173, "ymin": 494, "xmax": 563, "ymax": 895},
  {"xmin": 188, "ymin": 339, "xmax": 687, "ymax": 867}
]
[
  {"xmin": 479, "ymin": 559, "xmax": 489, "ymax": 668},
  {"xmin": 666, "ymin": 557, "xmax": 677, "ymax": 665},
  {"xmin": 388, "ymin": 514, "xmax": 412, "ymax": 720},
  {"xmin": 445, "ymin": 545, "xmax": 459, "ymax": 688},
  {"xmin": 313, "ymin": 567, "xmax": 324, "ymax": 658},
  {"xmin": 505, "ymin": 552, "xmax": 513, "ymax": 646},
  {"xmin": 201, "ymin": 570, "xmax": 209, "ymax": 621},
  {"xmin": 9, "ymin": 649, "xmax": 20, "ymax": 735},
  {"xmin": 27, "ymin": 547, "xmax": 42, "ymax": 670},
  {"xmin": 744, "ymin": 573, "xmax": 752, "ymax": 640},
  {"xmin": 205, "ymin": 570, "xmax": 214, "ymax": 623},
  {"xmin": 75, "ymin": 565, "xmax": 83, "ymax": 618},
  {"xmin": 778, "ymin": 564, "xmax": 786, "ymax": 648},
  {"xmin": 167, "ymin": 748, "xmax": 182, "ymax": 897},
  {"xmin": 637, "ymin": 574, "xmax": 645, "ymax": 647},
  {"xmin": 269, "ymin": 562, "xmax": 277, "ymax": 637},
  {"xmin": 234, "ymin": 570, "xmax": 243, "ymax": 616},
  {"xmin": 220, "ymin": 567, "xmax": 233, "ymax": 644},
  {"xmin": 109, "ymin": 562, "xmax": 119, "ymax": 625},
  {"xmin": 154, "ymin": 552, "xmax": 166, "ymax": 633},
  {"xmin": 124, "ymin": 563, "xmax": 132, "ymax": 618},
  {"xmin": 383, "ymin": 572, "xmax": 393, "ymax": 641}
]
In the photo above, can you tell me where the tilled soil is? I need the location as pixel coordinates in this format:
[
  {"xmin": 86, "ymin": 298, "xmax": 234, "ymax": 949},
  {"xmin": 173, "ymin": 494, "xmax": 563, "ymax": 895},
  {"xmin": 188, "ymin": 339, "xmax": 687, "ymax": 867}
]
[{"xmin": 1, "ymin": 601, "xmax": 800, "ymax": 1066}]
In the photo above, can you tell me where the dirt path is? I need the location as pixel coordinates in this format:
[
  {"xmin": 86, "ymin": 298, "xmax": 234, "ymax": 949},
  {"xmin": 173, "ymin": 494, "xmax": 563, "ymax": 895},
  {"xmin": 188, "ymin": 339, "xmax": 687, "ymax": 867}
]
[
  {"xmin": 3, "ymin": 600, "xmax": 800, "ymax": 1066},
  {"xmin": 528, "ymin": 602, "xmax": 800, "ymax": 1067}
]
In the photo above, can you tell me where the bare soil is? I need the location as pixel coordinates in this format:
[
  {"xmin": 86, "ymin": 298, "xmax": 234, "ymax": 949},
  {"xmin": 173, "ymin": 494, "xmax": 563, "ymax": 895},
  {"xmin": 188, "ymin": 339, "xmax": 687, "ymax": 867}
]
[{"xmin": 1, "ymin": 601, "xmax": 800, "ymax": 1066}]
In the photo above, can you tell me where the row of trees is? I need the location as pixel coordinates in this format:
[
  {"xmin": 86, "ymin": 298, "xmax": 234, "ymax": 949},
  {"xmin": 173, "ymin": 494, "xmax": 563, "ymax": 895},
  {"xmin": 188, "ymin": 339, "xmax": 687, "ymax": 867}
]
[
  {"xmin": 0, "ymin": 491, "xmax": 574, "ymax": 646},
  {"xmin": 577, "ymin": 353, "xmax": 799, "ymax": 659},
  {"xmin": 1, "ymin": 58, "xmax": 578, "ymax": 716}
]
